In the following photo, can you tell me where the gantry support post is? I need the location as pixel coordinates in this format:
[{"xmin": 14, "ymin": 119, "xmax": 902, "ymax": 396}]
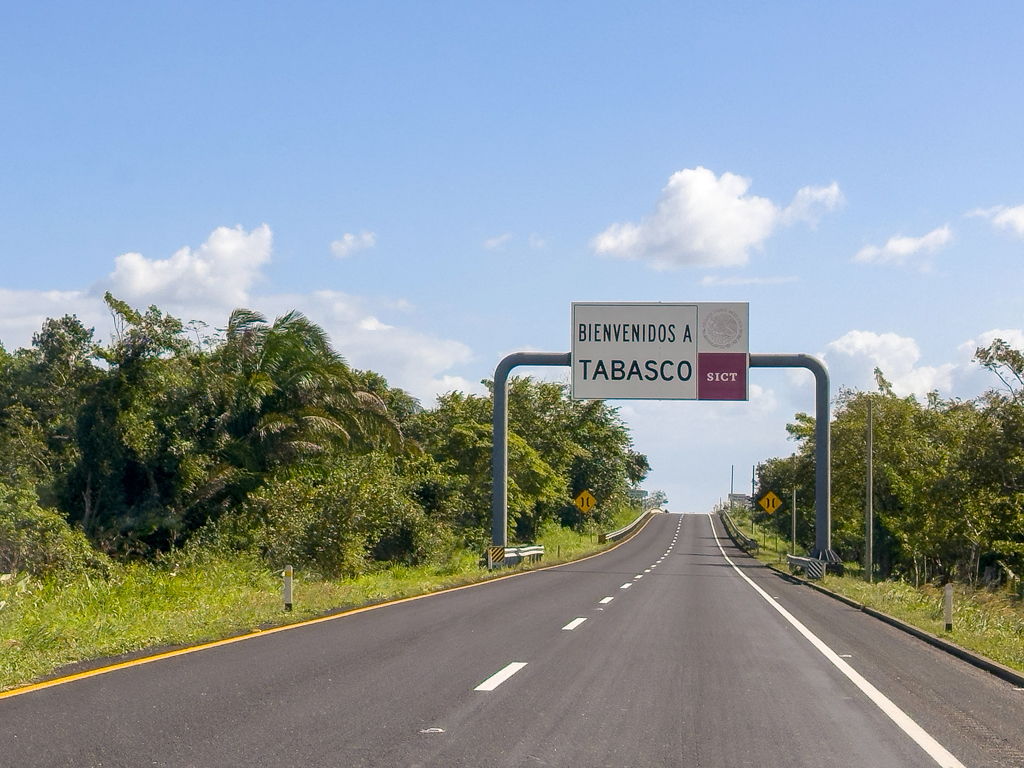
[
  {"xmin": 491, "ymin": 352, "xmax": 572, "ymax": 547},
  {"xmin": 749, "ymin": 354, "xmax": 837, "ymax": 562}
]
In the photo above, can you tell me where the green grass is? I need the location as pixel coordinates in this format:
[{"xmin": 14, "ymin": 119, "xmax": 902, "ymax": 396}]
[
  {"xmin": 536, "ymin": 504, "xmax": 641, "ymax": 563},
  {"xmin": 721, "ymin": 506, "xmax": 1024, "ymax": 674},
  {"xmin": 0, "ymin": 507, "xmax": 650, "ymax": 692},
  {"xmin": 815, "ymin": 577, "xmax": 1024, "ymax": 673}
]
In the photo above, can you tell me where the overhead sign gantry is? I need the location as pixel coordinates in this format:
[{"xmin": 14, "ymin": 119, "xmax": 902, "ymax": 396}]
[{"xmin": 490, "ymin": 302, "xmax": 837, "ymax": 564}]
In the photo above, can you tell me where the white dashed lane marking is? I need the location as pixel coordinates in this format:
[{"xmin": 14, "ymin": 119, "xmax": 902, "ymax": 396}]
[
  {"xmin": 600, "ymin": 596, "xmax": 614, "ymax": 604},
  {"xmin": 562, "ymin": 618, "xmax": 587, "ymax": 631},
  {"xmin": 475, "ymin": 662, "xmax": 528, "ymax": 691}
]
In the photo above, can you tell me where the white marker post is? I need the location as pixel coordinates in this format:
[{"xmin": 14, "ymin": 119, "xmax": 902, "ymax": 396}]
[
  {"xmin": 283, "ymin": 565, "xmax": 293, "ymax": 611},
  {"xmin": 944, "ymin": 583, "xmax": 953, "ymax": 631}
]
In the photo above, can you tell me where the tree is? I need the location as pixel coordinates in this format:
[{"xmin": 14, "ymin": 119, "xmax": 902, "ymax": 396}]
[
  {"xmin": 409, "ymin": 377, "xmax": 648, "ymax": 542},
  {"xmin": 217, "ymin": 308, "xmax": 400, "ymax": 466},
  {"xmin": 0, "ymin": 300, "xmax": 652, "ymax": 567},
  {"xmin": 760, "ymin": 350, "xmax": 1024, "ymax": 583},
  {"xmin": 61, "ymin": 295, "xmax": 219, "ymax": 552},
  {"xmin": 644, "ymin": 490, "xmax": 668, "ymax": 511}
]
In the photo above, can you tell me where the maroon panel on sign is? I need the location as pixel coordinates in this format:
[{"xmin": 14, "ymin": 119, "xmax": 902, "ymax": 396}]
[{"xmin": 698, "ymin": 353, "xmax": 748, "ymax": 400}]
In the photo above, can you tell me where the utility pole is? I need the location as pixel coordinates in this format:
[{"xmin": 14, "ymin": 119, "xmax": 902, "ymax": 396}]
[
  {"xmin": 751, "ymin": 465, "xmax": 756, "ymax": 535},
  {"xmin": 731, "ymin": 464, "xmax": 734, "ymax": 496},
  {"xmin": 866, "ymin": 396, "xmax": 874, "ymax": 583},
  {"xmin": 791, "ymin": 487, "xmax": 797, "ymax": 555}
]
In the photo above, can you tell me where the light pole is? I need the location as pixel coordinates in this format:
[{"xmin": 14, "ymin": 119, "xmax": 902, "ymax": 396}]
[{"xmin": 751, "ymin": 464, "xmax": 756, "ymax": 536}]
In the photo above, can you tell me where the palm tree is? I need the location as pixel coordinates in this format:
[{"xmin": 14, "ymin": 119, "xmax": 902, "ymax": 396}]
[{"xmin": 211, "ymin": 308, "xmax": 402, "ymax": 497}]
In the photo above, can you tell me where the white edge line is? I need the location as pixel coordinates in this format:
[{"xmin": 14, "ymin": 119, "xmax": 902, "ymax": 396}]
[
  {"xmin": 706, "ymin": 514, "xmax": 965, "ymax": 768},
  {"xmin": 475, "ymin": 662, "xmax": 528, "ymax": 691},
  {"xmin": 562, "ymin": 617, "xmax": 587, "ymax": 631}
]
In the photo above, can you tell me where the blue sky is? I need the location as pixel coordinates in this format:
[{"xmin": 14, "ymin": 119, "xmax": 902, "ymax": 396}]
[{"xmin": 3, "ymin": 2, "xmax": 1024, "ymax": 511}]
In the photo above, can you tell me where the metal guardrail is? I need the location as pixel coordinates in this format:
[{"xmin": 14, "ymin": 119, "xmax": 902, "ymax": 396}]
[
  {"xmin": 599, "ymin": 509, "xmax": 657, "ymax": 544},
  {"xmin": 502, "ymin": 545, "xmax": 544, "ymax": 565},
  {"xmin": 720, "ymin": 511, "xmax": 830, "ymax": 579},
  {"xmin": 720, "ymin": 510, "xmax": 759, "ymax": 552},
  {"xmin": 490, "ymin": 509, "xmax": 657, "ymax": 568},
  {"xmin": 721, "ymin": 511, "xmax": 826, "ymax": 579},
  {"xmin": 786, "ymin": 554, "xmax": 825, "ymax": 579}
]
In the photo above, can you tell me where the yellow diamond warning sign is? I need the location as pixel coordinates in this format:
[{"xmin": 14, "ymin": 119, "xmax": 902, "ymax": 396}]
[
  {"xmin": 758, "ymin": 491, "xmax": 782, "ymax": 514},
  {"xmin": 574, "ymin": 490, "xmax": 596, "ymax": 514}
]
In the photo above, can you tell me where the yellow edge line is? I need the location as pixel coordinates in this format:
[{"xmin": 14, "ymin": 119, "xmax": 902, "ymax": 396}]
[{"xmin": 0, "ymin": 513, "xmax": 660, "ymax": 701}]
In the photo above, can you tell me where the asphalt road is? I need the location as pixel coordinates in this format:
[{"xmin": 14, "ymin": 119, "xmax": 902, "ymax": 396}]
[{"xmin": 2, "ymin": 513, "xmax": 1024, "ymax": 767}]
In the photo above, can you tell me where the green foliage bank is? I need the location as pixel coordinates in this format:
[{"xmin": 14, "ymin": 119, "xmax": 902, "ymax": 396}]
[{"xmin": 755, "ymin": 340, "xmax": 1024, "ymax": 589}]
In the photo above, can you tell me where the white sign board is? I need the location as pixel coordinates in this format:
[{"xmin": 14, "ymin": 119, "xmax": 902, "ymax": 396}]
[{"xmin": 571, "ymin": 302, "xmax": 749, "ymax": 400}]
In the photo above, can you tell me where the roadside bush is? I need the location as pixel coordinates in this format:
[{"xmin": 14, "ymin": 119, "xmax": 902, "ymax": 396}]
[
  {"xmin": 0, "ymin": 481, "xmax": 107, "ymax": 577},
  {"xmin": 226, "ymin": 453, "xmax": 450, "ymax": 578}
]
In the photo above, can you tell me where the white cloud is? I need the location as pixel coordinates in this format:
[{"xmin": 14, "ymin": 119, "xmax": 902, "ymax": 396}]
[
  {"xmin": 591, "ymin": 167, "xmax": 841, "ymax": 270},
  {"xmin": 528, "ymin": 233, "xmax": 546, "ymax": 249},
  {"xmin": 0, "ymin": 225, "xmax": 475, "ymax": 404},
  {"xmin": 781, "ymin": 181, "xmax": 845, "ymax": 226},
  {"xmin": 484, "ymin": 232, "xmax": 512, "ymax": 249},
  {"xmin": 991, "ymin": 208, "xmax": 1024, "ymax": 235},
  {"xmin": 966, "ymin": 328, "xmax": 1024, "ymax": 352},
  {"xmin": 358, "ymin": 316, "xmax": 393, "ymax": 331},
  {"xmin": 433, "ymin": 375, "xmax": 481, "ymax": 396},
  {"xmin": 967, "ymin": 205, "xmax": 1003, "ymax": 220},
  {"xmin": 968, "ymin": 204, "xmax": 1024, "ymax": 236},
  {"xmin": 852, "ymin": 224, "xmax": 952, "ymax": 268},
  {"xmin": 331, "ymin": 231, "xmax": 376, "ymax": 258},
  {"xmin": 825, "ymin": 330, "xmax": 955, "ymax": 398},
  {"xmin": 379, "ymin": 297, "xmax": 414, "ymax": 313},
  {"xmin": 821, "ymin": 328, "xmax": 1024, "ymax": 403},
  {"xmin": 700, "ymin": 275, "xmax": 798, "ymax": 287},
  {"xmin": 104, "ymin": 223, "xmax": 272, "ymax": 310}
]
